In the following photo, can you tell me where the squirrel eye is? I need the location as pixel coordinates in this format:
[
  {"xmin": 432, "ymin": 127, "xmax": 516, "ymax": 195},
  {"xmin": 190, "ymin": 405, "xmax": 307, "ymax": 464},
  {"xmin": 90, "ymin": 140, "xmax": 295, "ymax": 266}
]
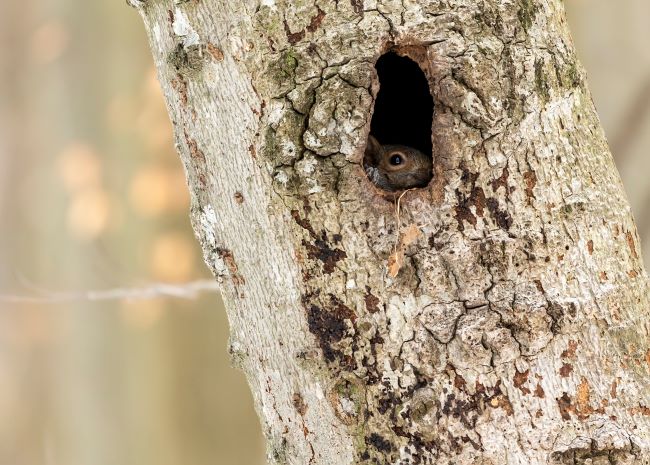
[{"xmin": 389, "ymin": 154, "xmax": 403, "ymax": 166}]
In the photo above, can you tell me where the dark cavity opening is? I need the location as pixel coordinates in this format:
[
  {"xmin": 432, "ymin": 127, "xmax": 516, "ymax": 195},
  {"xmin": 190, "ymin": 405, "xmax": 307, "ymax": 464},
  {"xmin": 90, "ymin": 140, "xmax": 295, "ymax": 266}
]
[
  {"xmin": 370, "ymin": 52, "xmax": 433, "ymax": 155},
  {"xmin": 364, "ymin": 52, "xmax": 434, "ymax": 192}
]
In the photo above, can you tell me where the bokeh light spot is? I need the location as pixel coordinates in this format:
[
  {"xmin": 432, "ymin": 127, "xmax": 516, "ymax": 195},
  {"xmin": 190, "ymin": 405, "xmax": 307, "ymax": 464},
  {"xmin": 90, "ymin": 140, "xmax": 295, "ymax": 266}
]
[
  {"xmin": 66, "ymin": 188, "xmax": 112, "ymax": 240},
  {"xmin": 57, "ymin": 142, "xmax": 103, "ymax": 193},
  {"xmin": 150, "ymin": 232, "xmax": 195, "ymax": 282},
  {"xmin": 30, "ymin": 19, "xmax": 69, "ymax": 64},
  {"xmin": 129, "ymin": 166, "xmax": 189, "ymax": 217}
]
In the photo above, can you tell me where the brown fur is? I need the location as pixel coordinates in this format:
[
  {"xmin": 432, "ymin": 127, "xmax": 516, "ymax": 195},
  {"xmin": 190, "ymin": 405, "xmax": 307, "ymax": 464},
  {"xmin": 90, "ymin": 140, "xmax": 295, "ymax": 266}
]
[{"xmin": 363, "ymin": 135, "xmax": 432, "ymax": 191}]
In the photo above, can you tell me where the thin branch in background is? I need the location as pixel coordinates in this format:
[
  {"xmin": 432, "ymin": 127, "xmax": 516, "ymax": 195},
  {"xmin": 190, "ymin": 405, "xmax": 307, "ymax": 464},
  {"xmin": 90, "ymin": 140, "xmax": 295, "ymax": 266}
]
[
  {"xmin": 609, "ymin": 75, "xmax": 650, "ymax": 165},
  {"xmin": 0, "ymin": 279, "xmax": 220, "ymax": 304}
]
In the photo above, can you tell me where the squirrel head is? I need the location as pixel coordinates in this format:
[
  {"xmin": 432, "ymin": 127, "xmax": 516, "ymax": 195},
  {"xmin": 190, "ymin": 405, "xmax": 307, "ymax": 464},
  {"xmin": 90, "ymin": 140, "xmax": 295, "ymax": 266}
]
[{"xmin": 364, "ymin": 135, "xmax": 432, "ymax": 192}]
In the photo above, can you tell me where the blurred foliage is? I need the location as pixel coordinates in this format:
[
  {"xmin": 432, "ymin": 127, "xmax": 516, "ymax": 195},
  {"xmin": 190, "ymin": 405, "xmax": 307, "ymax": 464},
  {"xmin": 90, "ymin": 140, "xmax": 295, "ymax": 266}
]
[
  {"xmin": 0, "ymin": 1, "xmax": 264, "ymax": 465},
  {"xmin": 0, "ymin": 1, "xmax": 648, "ymax": 465}
]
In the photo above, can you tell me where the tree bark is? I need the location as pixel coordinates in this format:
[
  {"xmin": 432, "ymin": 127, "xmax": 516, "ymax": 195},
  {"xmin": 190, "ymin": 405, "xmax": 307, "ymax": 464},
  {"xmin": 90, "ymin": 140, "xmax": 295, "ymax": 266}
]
[{"xmin": 130, "ymin": 0, "xmax": 650, "ymax": 463}]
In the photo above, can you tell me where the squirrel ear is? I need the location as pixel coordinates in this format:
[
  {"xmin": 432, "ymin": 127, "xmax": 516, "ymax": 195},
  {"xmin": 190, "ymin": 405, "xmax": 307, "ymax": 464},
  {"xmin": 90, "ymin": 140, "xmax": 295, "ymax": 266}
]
[{"xmin": 365, "ymin": 134, "xmax": 381, "ymax": 160}]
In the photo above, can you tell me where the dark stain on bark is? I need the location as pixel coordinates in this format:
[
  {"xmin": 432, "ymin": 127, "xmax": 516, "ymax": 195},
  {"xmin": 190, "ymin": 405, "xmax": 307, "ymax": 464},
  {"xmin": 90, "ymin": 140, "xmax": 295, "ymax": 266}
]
[
  {"xmin": 513, "ymin": 369, "xmax": 531, "ymax": 395},
  {"xmin": 455, "ymin": 202, "xmax": 477, "ymax": 231},
  {"xmin": 292, "ymin": 392, "xmax": 308, "ymax": 416},
  {"xmin": 546, "ymin": 302, "xmax": 564, "ymax": 334},
  {"xmin": 217, "ymin": 248, "xmax": 246, "ymax": 289},
  {"xmin": 292, "ymin": 211, "xmax": 346, "ymax": 273},
  {"xmin": 551, "ymin": 447, "xmax": 637, "ymax": 465},
  {"xmin": 626, "ymin": 230, "xmax": 639, "ymax": 259},
  {"xmin": 442, "ymin": 369, "xmax": 516, "ymax": 427},
  {"xmin": 171, "ymin": 74, "xmax": 189, "ymax": 106},
  {"xmin": 455, "ymin": 168, "xmax": 487, "ymax": 231},
  {"xmin": 472, "ymin": 187, "xmax": 487, "ymax": 217},
  {"xmin": 491, "ymin": 167, "xmax": 509, "ymax": 192},
  {"xmin": 486, "ymin": 197, "xmax": 513, "ymax": 230},
  {"xmin": 206, "ymin": 43, "xmax": 224, "ymax": 61},
  {"xmin": 376, "ymin": 377, "xmax": 411, "ymax": 421},
  {"xmin": 561, "ymin": 340, "xmax": 578, "ymax": 359},
  {"xmin": 390, "ymin": 422, "xmax": 440, "ymax": 462},
  {"xmin": 292, "ymin": 209, "xmax": 317, "ymax": 239},
  {"xmin": 350, "ymin": 0, "xmax": 364, "ymax": 15},
  {"xmin": 364, "ymin": 288, "xmax": 381, "ymax": 314},
  {"xmin": 283, "ymin": 21, "xmax": 305, "ymax": 45},
  {"xmin": 629, "ymin": 406, "xmax": 650, "ymax": 416},
  {"xmin": 454, "ymin": 372, "xmax": 467, "ymax": 391},
  {"xmin": 428, "ymin": 230, "xmax": 445, "ymax": 250},
  {"xmin": 306, "ymin": 7, "xmax": 326, "ymax": 32},
  {"xmin": 523, "ymin": 170, "xmax": 537, "ymax": 202},
  {"xmin": 304, "ymin": 295, "xmax": 356, "ymax": 367},
  {"xmin": 184, "ymin": 132, "xmax": 207, "ymax": 165},
  {"xmin": 283, "ymin": 7, "xmax": 326, "ymax": 45},
  {"xmin": 559, "ymin": 363, "xmax": 573, "ymax": 378},
  {"xmin": 557, "ymin": 392, "xmax": 573, "ymax": 420},
  {"xmin": 442, "ymin": 393, "xmax": 480, "ymax": 429},
  {"xmin": 306, "ymin": 304, "xmax": 347, "ymax": 362},
  {"xmin": 366, "ymin": 433, "xmax": 393, "ymax": 453},
  {"xmin": 302, "ymin": 238, "xmax": 347, "ymax": 274}
]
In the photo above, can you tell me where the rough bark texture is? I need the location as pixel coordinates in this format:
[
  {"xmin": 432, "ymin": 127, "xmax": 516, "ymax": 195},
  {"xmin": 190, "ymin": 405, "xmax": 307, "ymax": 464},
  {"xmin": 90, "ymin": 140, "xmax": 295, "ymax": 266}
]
[{"xmin": 131, "ymin": 0, "xmax": 650, "ymax": 463}]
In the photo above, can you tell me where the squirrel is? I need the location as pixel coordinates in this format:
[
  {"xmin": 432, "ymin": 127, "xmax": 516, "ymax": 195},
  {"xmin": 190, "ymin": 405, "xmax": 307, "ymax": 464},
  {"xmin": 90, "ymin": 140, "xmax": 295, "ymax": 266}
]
[{"xmin": 363, "ymin": 135, "xmax": 432, "ymax": 192}]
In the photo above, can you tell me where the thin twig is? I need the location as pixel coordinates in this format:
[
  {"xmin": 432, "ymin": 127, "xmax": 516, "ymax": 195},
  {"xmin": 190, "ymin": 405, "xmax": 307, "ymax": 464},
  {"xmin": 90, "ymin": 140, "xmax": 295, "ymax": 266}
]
[
  {"xmin": 0, "ymin": 279, "xmax": 220, "ymax": 304},
  {"xmin": 393, "ymin": 188, "xmax": 415, "ymax": 252}
]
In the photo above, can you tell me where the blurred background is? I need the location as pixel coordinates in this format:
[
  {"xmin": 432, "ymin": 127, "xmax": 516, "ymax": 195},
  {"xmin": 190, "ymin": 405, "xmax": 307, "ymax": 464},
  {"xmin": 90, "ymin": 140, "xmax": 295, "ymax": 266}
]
[{"xmin": 0, "ymin": 1, "xmax": 648, "ymax": 465}]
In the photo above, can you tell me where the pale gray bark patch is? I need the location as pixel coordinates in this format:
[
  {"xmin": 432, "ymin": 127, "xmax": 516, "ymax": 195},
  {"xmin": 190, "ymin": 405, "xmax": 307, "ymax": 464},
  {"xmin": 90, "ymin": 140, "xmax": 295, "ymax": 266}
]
[{"xmin": 132, "ymin": 0, "xmax": 650, "ymax": 463}]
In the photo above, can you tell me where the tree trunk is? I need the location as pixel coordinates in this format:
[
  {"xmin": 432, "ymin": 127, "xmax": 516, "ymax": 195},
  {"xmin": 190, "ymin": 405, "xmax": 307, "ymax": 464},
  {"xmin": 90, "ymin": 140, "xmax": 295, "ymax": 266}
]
[{"xmin": 130, "ymin": 0, "xmax": 650, "ymax": 463}]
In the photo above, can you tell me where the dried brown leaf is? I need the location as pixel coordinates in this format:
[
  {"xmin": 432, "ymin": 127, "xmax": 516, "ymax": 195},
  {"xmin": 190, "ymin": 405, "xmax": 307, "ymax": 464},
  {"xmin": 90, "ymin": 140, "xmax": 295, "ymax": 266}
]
[{"xmin": 388, "ymin": 224, "xmax": 421, "ymax": 278}]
